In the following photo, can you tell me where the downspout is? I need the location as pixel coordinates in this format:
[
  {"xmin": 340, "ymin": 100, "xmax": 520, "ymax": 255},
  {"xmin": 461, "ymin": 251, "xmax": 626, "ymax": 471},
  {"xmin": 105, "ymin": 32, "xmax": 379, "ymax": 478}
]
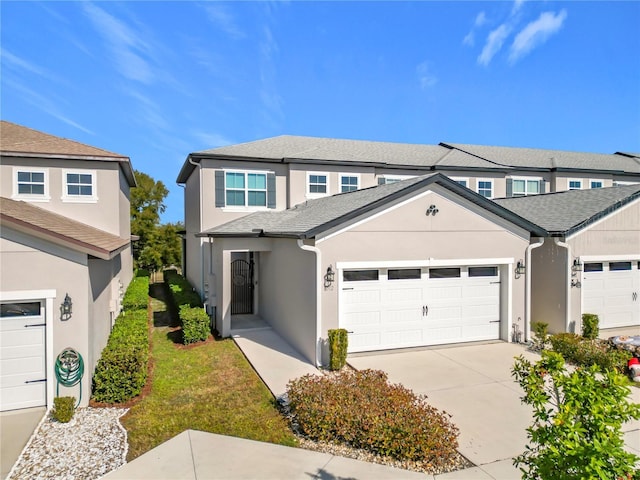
[
  {"xmin": 553, "ymin": 237, "xmax": 573, "ymax": 333},
  {"xmin": 297, "ymin": 239, "xmax": 322, "ymax": 367},
  {"xmin": 188, "ymin": 156, "xmax": 205, "ymax": 303},
  {"xmin": 524, "ymin": 237, "xmax": 544, "ymax": 342}
]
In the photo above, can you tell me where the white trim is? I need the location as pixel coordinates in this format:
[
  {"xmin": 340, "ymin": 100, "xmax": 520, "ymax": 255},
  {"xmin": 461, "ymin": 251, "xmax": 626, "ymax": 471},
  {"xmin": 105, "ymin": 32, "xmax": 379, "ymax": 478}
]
[
  {"xmin": 61, "ymin": 169, "xmax": 98, "ymax": 203},
  {"xmin": 12, "ymin": 166, "xmax": 51, "ymax": 201},
  {"xmin": 222, "ymin": 169, "xmax": 270, "ymax": 208},
  {"xmin": 510, "ymin": 176, "xmax": 543, "ymax": 196},
  {"xmin": 0, "ymin": 289, "xmax": 56, "ymax": 410},
  {"xmin": 476, "ymin": 178, "xmax": 494, "ymax": 199},
  {"xmin": 567, "ymin": 178, "xmax": 583, "ymax": 190},
  {"xmin": 613, "ymin": 180, "xmax": 640, "ymax": 186},
  {"xmin": 337, "ymin": 258, "xmax": 514, "ymax": 270},
  {"xmin": 579, "ymin": 254, "xmax": 640, "ymax": 263},
  {"xmin": 450, "ymin": 177, "xmax": 469, "ymax": 188},
  {"xmin": 306, "ymin": 171, "xmax": 330, "ymax": 198},
  {"xmin": 565, "ymin": 197, "xmax": 640, "ymax": 240},
  {"xmin": 377, "ymin": 174, "xmax": 416, "ymax": 185},
  {"xmin": 589, "ymin": 179, "xmax": 604, "ymax": 189},
  {"xmin": 339, "ymin": 173, "xmax": 360, "ymax": 193}
]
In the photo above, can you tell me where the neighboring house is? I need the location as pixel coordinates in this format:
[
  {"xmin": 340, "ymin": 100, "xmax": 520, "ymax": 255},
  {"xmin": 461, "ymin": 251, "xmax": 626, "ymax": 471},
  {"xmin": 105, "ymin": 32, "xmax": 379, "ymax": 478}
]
[
  {"xmin": 0, "ymin": 121, "xmax": 136, "ymax": 411},
  {"xmin": 495, "ymin": 186, "xmax": 640, "ymax": 335}
]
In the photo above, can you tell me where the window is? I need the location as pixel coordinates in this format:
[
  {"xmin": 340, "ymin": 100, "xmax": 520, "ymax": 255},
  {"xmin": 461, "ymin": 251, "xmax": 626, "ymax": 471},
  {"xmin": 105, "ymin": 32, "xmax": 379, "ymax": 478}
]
[
  {"xmin": 225, "ymin": 171, "xmax": 267, "ymax": 207},
  {"xmin": 469, "ymin": 266, "xmax": 498, "ymax": 277},
  {"xmin": 377, "ymin": 175, "xmax": 416, "ymax": 185},
  {"xmin": 13, "ymin": 168, "xmax": 49, "ymax": 200},
  {"xmin": 340, "ymin": 174, "xmax": 359, "ymax": 193},
  {"xmin": 590, "ymin": 180, "xmax": 603, "ymax": 189},
  {"xmin": 568, "ymin": 179, "xmax": 582, "ymax": 190},
  {"xmin": 343, "ymin": 270, "xmax": 379, "ymax": 282},
  {"xmin": 609, "ymin": 261, "xmax": 632, "ymax": 271},
  {"xmin": 0, "ymin": 302, "xmax": 41, "ymax": 317},
  {"xmin": 511, "ymin": 178, "xmax": 542, "ymax": 196},
  {"xmin": 584, "ymin": 263, "xmax": 603, "ymax": 272},
  {"xmin": 307, "ymin": 172, "xmax": 328, "ymax": 196},
  {"xmin": 477, "ymin": 180, "xmax": 493, "ymax": 198},
  {"xmin": 429, "ymin": 267, "xmax": 461, "ymax": 279},
  {"xmin": 63, "ymin": 170, "xmax": 96, "ymax": 201},
  {"xmin": 388, "ymin": 268, "xmax": 421, "ymax": 280},
  {"xmin": 451, "ymin": 178, "xmax": 469, "ymax": 188}
]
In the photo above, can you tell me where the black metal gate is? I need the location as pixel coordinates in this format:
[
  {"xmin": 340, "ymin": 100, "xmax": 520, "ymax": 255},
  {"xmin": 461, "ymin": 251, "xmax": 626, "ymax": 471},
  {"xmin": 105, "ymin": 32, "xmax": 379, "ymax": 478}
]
[{"xmin": 231, "ymin": 259, "xmax": 253, "ymax": 314}]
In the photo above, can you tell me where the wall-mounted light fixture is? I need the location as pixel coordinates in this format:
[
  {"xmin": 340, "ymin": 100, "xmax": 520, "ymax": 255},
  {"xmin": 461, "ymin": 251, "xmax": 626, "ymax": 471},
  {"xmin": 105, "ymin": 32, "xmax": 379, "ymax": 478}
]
[
  {"xmin": 515, "ymin": 260, "xmax": 526, "ymax": 275},
  {"xmin": 324, "ymin": 265, "xmax": 335, "ymax": 288},
  {"xmin": 572, "ymin": 258, "xmax": 583, "ymax": 273},
  {"xmin": 60, "ymin": 293, "xmax": 72, "ymax": 321},
  {"xmin": 425, "ymin": 204, "xmax": 439, "ymax": 216},
  {"xmin": 571, "ymin": 279, "xmax": 582, "ymax": 288}
]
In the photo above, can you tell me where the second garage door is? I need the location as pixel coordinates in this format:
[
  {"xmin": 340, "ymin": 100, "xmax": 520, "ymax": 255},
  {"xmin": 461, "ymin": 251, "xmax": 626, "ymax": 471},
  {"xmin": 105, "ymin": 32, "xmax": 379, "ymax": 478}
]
[{"xmin": 340, "ymin": 265, "xmax": 501, "ymax": 352}]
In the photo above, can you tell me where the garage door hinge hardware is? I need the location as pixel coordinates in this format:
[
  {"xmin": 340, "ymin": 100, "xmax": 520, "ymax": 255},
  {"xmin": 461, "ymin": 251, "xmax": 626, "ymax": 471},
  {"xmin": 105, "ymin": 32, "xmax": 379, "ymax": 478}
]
[
  {"xmin": 24, "ymin": 323, "xmax": 46, "ymax": 328},
  {"xmin": 490, "ymin": 281, "xmax": 501, "ymax": 284},
  {"xmin": 490, "ymin": 320, "xmax": 500, "ymax": 323},
  {"xmin": 25, "ymin": 378, "xmax": 46, "ymax": 384}
]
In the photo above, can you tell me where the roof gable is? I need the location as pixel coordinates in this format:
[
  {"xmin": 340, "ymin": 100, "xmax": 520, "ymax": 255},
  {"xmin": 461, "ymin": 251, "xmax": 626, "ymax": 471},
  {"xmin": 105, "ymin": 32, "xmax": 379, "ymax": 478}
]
[{"xmin": 0, "ymin": 196, "xmax": 129, "ymax": 260}]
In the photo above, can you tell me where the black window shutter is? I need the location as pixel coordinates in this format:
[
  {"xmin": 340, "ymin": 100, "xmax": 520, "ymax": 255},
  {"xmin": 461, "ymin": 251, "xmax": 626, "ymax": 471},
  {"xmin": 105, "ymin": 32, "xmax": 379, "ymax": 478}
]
[
  {"xmin": 539, "ymin": 180, "xmax": 546, "ymax": 194},
  {"xmin": 215, "ymin": 171, "xmax": 225, "ymax": 207},
  {"xmin": 267, "ymin": 172, "xmax": 276, "ymax": 209},
  {"xmin": 506, "ymin": 178, "xmax": 513, "ymax": 197}
]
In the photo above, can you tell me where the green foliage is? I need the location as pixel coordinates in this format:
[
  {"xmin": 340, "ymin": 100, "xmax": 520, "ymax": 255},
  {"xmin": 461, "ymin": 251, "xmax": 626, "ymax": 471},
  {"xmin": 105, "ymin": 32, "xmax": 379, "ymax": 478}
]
[
  {"xmin": 180, "ymin": 305, "xmax": 210, "ymax": 344},
  {"xmin": 286, "ymin": 369, "xmax": 459, "ymax": 467},
  {"xmin": 52, "ymin": 396, "xmax": 75, "ymax": 423},
  {"xmin": 327, "ymin": 329, "xmax": 348, "ymax": 371},
  {"xmin": 91, "ymin": 309, "xmax": 149, "ymax": 403},
  {"xmin": 549, "ymin": 332, "xmax": 632, "ymax": 373},
  {"xmin": 122, "ymin": 276, "xmax": 150, "ymax": 310},
  {"xmin": 581, "ymin": 313, "xmax": 599, "ymax": 340},
  {"xmin": 512, "ymin": 351, "xmax": 640, "ymax": 480},
  {"xmin": 135, "ymin": 269, "xmax": 150, "ymax": 278},
  {"xmin": 531, "ymin": 321, "xmax": 549, "ymax": 351},
  {"xmin": 164, "ymin": 269, "xmax": 202, "ymax": 308}
]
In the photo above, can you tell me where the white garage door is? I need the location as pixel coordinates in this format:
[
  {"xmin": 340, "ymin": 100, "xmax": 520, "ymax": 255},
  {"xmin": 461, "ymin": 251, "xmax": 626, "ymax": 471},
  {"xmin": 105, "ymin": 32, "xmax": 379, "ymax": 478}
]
[
  {"xmin": 0, "ymin": 301, "xmax": 47, "ymax": 411},
  {"xmin": 582, "ymin": 261, "xmax": 640, "ymax": 329},
  {"xmin": 340, "ymin": 266, "xmax": 501, "ymax": 352}
]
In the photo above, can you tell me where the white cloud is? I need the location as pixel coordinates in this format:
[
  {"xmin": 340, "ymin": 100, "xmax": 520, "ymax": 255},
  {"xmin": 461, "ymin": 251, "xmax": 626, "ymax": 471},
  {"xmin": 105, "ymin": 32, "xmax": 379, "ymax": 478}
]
[
  {"xmin": 509, "ymin": 9, "xmax": 568, "ymax": 63},
  {"xmin": 203, "ymin": 4, "xmax": 245, "ymax": 39},
  {"xmin": 512, "ymin": 0, "xmax": 526, "ymax": 15},
  {"xmin": 417, "ymin": 61, "xmax": 438, "ymax": 89},
  {"xmin": 192, "ymin": 131, "xmax": 234, "ymax": 149},
  {"xmin": 463, "ymin": 11, "xmax": 487, "ymax": 47},
  {"xmin": 478, "ymin": 24, "xmax": 512, "ymax": 66},
  {"xmin": 463, "ymin": 31, "xmax": 475, "ymax": 47},
  {"xmin": 475, "ymin": 11, "xmax": 487, "ymax": 27}
]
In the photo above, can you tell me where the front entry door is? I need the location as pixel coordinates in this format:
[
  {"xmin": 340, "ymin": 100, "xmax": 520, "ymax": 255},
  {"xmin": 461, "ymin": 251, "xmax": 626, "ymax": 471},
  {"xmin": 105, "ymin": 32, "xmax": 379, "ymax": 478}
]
[{"xmin": 231, "ymin": 258, "xmax": 254, "ymax": 314}]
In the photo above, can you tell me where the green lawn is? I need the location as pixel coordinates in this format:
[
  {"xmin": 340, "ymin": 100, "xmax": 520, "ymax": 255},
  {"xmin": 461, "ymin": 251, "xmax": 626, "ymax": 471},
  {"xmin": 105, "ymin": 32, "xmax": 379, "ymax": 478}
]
[{"xmin": 120, "ymin": 286, "xmax": 297, "ymax": 460}]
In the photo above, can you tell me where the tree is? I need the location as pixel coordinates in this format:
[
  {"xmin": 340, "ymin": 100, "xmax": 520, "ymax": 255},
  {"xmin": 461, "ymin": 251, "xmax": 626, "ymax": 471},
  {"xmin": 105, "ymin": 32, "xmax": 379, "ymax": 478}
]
[{"xmin": 512, "ymin": 351, "xmax": 640, "ymax": 480}]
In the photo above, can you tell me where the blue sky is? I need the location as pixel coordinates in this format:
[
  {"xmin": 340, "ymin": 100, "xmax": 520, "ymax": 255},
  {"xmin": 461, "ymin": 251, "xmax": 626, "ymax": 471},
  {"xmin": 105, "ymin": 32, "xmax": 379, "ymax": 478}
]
[{"xmin": 2, "ymin": 1, "xmax": 639, "ymax": 223}]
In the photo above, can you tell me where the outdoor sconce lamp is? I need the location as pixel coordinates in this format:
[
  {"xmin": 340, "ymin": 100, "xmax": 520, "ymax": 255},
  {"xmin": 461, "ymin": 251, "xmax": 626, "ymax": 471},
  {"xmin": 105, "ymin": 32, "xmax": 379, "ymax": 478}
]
[
  {"xmin": 515, "ymin": 260, "xmax": 526, "ymax": 275},
  {"xmin": 425, "ymin": 204, "xmax": 439, "ymax": 216},
  {"xmin": 324, "ymin": 265, "xmax": 335, "ymax": 288},
  {"xmin": 572, "ymin": 258, "xmax": 583, "ymax": 273},
  {"xmin": 60, "ymin": 293, "xmax": 72, "ymax": 321}
]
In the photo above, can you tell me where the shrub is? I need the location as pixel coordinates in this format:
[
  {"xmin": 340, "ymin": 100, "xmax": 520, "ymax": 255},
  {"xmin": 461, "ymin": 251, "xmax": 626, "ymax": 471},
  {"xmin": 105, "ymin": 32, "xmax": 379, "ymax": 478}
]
[
  {"xmin": 180, "ymin": 305, "xmax": 210, "ymax": 344},
  {"xmin": 512, "ymin": 351, "xmax": 640, "ymax": 480},
  {"xmin": 286, "ymin": 369, "xmax": 459, "ymax": 467},
  {"xmin": 581, "ymin": 313, "xmax": 599, "ymax": 340},
  {"xmin": 91, "ymin": 308, "xmax": 149, "ymax": 403},
  {"xmin": 549, "ymin": 332, "xmax": 632, "ymax": 373},
  {"xmin": 122, "ymin": 275, "xmax": 150, "ymax": 310},
  {"xmin": 530, "ymin": 321, "xmax": 549, "ymax": 350},
  {"xmin": 164, "ymin": 269, "xmax": 202, "ymax": 308},
  {"xmin": 327, "ymin": 329, "xmax": 348, "ymax": 370},
  {"xmin": 52, "ymin": 396, "xmax": 75, "ymax": 423}
]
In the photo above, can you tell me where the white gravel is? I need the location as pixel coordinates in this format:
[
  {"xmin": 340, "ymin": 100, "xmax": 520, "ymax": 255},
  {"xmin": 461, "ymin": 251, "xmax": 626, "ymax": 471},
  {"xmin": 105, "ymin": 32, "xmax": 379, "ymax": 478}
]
[{"xmin": 7, "ymin": 407, "xmax": 128, "ymax": 480}]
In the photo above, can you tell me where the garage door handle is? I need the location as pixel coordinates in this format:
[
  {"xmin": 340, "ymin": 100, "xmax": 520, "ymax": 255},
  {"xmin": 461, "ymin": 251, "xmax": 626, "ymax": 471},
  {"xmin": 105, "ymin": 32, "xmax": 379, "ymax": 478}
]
[
  {"xmin": 24, "ymin": 323, "xmax": 46, "ymax": 327},
  {"xmin": 342, "ymin": 288, "xmax": 354, "ymax": 291},
  {"xmin": 422, "ymin": 305, "xmax": 429, "ymax": 317},
  {"xmin": 634, "ymin": 292, "xmax": 638, "ymax": 301},
  {"xmin": 489, "ymin": 320, "xmax": 500, "ymax": 323},
  {"xmin": 25, "ymin": 378, "xmax": 46, "ymax": 384}
]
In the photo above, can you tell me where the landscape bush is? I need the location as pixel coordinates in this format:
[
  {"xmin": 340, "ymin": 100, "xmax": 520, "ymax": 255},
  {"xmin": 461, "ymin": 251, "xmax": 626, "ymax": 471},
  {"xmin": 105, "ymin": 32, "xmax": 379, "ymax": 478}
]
[
  {"xmin": 286, "ymin": 369, "xmax": 459, "ymax": 467},
  {"xmin": 581, "ymin": 313, "xmax": 599, "ymax": 340},
  {"xmin": 122, "ymin": 275, "xmax": 150, "ymax": 310},
  {"xmin": 164, "ymin": 269, "xmax": 202, "ymax": 308},
  {"xmin": 512, "ymin": 351, "xmax": 640, "ymax": 479},
  {"xmin": 91, "ymin": 308, "xmax": 149, "ymax": 403},
  {"xmin": 530, "ymin": 321, "xmax": 549, "ymax": 351},
  {"xmin": 549, "ymin": 332, "xmax": 632, "ymax": 373},
  {"xmin": 52, "ymin": 396, "xmax": 75, "ymax": 423},
  {"xmin": 327, "ymin": 328, "xmax": 348, "ymax": 370},
  {"xmin": 180, "ymin": 305, "xmax": 210, "ymax": 344}
]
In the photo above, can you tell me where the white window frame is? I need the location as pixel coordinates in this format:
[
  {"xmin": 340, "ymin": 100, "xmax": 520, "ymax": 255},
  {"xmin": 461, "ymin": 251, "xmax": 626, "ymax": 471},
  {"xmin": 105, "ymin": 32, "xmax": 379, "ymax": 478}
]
[
  {"xmin": 378, "ymin": 174, "xmax": 416, "ymax": 185},
  {"xmin": 568, "ymin": 179, "xmax": 582, "ymax": 190},
  {"xmin": 589, "ymin": 179, "xmax": 604, "ymax": 189},
  {"xmin": 13, "ymin": 167, "xmax": 50, "ymax": 201},
  {"xmin": 450, "ymin": 177, "xmax": 469, "ymax": 188},
  {"xmin": 307, "ymin": 171, "xmax": 330, "ymax": 198},
  {"xmin": 613, "ymin": 180, "xmax": 640, "ymax": 186},
  {"xmin": 476, "ymin": 178, "xmax": 494, "ymax": 199},
  {"xmin": 223, "ymin": 169, "xmax": 270, "ymax": 211},
  {"xmin": 62, "ymin": 169, "xmax": 97, "ymax": 203},
  {"xmin": 511, "ymin": 176, "xmax": 542, "ymax": 197},
  {"xmin": 339, "ymin": 173, "xmax": 360, "ymax": 193}
]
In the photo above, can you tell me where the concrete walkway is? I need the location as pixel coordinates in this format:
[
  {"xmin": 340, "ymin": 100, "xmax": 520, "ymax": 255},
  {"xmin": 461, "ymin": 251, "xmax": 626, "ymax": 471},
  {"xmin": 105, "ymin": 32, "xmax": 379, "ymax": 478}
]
[{"xmin": 0, "ymin": 407, "xmax": 45, "ymax": 480}]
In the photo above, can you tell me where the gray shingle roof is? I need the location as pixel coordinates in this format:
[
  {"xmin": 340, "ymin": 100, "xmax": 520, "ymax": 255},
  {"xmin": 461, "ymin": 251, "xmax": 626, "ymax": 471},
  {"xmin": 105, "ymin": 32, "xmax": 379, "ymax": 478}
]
[
  {"xmin": 494, "ymin": 185, "xmax": 640, "ymax": 235},
  {"xmin": 1, "ymin": 196, "xmax": 130, "ymax": 259}
]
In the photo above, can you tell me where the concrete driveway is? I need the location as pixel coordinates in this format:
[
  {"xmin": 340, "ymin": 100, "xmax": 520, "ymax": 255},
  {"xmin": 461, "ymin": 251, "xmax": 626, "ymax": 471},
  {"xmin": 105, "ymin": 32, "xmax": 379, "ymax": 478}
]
[{"xmin": 348, "ymin": 341, "xmax": 640, "ymax": 471}]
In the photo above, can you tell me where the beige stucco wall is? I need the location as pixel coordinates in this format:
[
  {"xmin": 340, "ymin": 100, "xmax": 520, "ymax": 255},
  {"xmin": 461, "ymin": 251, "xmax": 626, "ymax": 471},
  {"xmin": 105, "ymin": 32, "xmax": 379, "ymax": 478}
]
[
  {"xmin": 530, "ymin": 239, "xmax": 569, "ymax": 334},
  {"xmin": 317, "ymin": 184, "xmax": 530, "ymax": 348}
]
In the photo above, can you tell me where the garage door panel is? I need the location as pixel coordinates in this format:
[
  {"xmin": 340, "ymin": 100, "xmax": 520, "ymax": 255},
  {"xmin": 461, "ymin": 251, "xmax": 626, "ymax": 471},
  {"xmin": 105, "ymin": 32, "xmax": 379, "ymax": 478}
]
[
  {"xmin": 1, "ymin": 383, "xmax": 46, "ymax": 411},
  {"xmin": 386, "ymin": 329, "xmax": 422, "ymax": 345},
  {"xmin": 343, "ymin": 311, "xmax": 381, "ymax": 327},
  {"xmin": 1, "ymin": 355, "xmax": 45, "ymax": 379},
  {"xmin": 384, "ymin": 309, "xmax": 421, "ymax": 323},
  {"xmin": 427, "ymin": 286, "xmax": 463, "ymax": 300},
  {"xmin": 386, "ymin": 287, "xmax": 422, "ymax": 303},
  {"xmin": 343, "ymin": 289, "xmax": 381, "ymax": 305},
  {"xmin": 349, "ymin": 332, "xmax": 381, "ymax": 351}
]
